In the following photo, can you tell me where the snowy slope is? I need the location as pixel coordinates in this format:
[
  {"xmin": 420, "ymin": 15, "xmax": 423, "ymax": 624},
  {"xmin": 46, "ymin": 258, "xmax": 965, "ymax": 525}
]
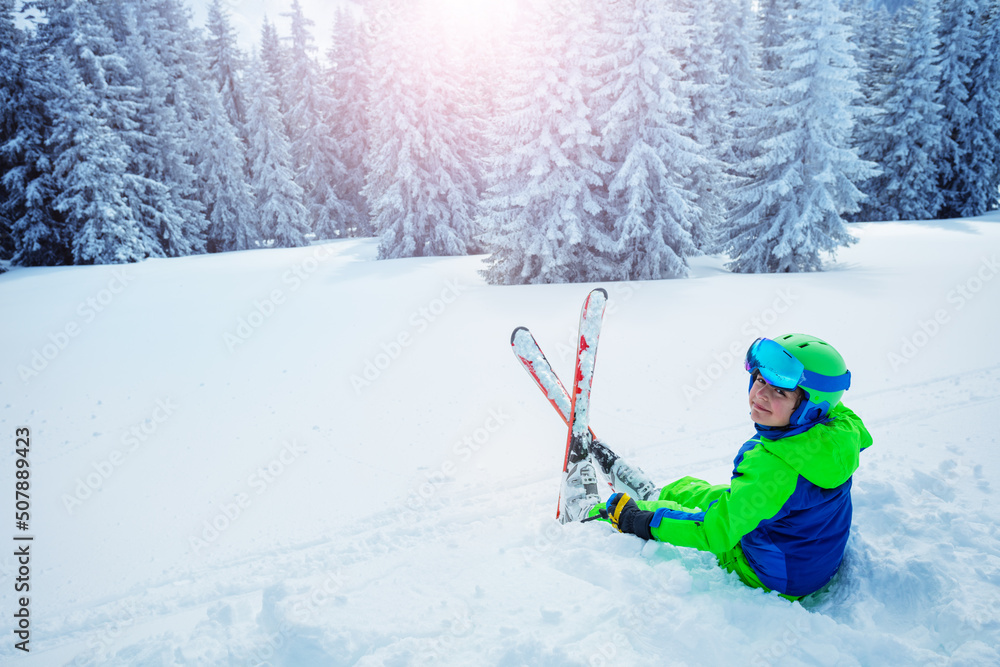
[{"xmin": 1, "ymin": 215, "xmax": 999, "ymax": 665}]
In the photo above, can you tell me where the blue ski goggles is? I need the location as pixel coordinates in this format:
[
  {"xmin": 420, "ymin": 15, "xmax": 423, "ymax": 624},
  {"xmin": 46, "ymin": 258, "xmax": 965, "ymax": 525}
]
[{"xmin": 744, "ymin": 337, "xmax": 851, "ymax": 392}]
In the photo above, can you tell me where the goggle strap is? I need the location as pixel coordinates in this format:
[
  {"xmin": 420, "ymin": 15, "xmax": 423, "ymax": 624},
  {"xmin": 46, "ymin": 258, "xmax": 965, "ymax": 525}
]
[{"xmin": 801, "ymin": 369, "xmax": 851, "ymax": 393}]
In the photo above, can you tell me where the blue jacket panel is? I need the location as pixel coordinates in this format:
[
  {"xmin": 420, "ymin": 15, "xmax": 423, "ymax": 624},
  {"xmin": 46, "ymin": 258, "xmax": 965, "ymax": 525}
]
[{"xmin": 738, "ymin": 451, "xmax": 854, "ymax": 596}]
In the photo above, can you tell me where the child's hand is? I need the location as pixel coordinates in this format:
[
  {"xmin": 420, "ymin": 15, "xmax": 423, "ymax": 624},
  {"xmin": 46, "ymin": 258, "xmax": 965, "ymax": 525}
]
[{"xmin": 605, "ymin": 493, "xmax": 654, "ymax": 540}]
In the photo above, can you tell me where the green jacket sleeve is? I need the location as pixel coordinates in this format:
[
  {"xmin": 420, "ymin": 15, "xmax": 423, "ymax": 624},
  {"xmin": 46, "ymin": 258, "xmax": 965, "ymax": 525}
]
[
  {"xmin": 639, "ymin": 447, "xmax": 799, "ymax": 556},
  {"xmin": 656, "ymin": 475, "xmax": 731, "ymax": 510}
]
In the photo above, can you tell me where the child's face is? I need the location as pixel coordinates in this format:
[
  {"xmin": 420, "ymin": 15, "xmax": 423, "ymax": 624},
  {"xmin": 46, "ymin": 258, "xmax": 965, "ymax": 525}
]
[{"xmin": 749, "ymin": 374, "xmax": 801, "ymax": 427}]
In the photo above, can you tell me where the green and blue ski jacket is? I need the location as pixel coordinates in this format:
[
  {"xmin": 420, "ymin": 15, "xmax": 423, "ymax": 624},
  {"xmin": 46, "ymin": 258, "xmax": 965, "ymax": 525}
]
[{"xmin": 638, "ymin": 404, "xmax": 872, "ymax": 597}]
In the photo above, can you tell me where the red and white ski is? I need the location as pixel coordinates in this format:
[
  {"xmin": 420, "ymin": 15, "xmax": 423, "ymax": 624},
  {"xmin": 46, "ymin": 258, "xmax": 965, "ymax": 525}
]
[
  {"xmin": 511, "ymin": 323, "xmax": 658, "ymax": 505},
  {"xmin": 510, "ymin": 326, "xmax": 578, "ymax": 435},
  {"xmin": 559, "ymin": 288, "xmax": 607, "ymax": 519}
]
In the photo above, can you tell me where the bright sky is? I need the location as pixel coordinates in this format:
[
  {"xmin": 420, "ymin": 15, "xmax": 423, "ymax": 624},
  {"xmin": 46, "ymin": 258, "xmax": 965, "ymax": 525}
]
[
  {"xmin": 187, "ymin": 0, "xmax": 357, "ymax": 52},
  {"xmin": 186, "ymin": 0, "xmax": 519, "ymax": 54}
]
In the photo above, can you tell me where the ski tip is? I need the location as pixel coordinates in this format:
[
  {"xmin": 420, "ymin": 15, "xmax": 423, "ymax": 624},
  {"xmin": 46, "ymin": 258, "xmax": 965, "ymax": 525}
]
[
  {"xmin": 585, "ymin": 287, "xmax": 608, "ymax": 307},
  {"xmin": 511, "ymin": 326, "xmax": 529, "ymax": 345}
]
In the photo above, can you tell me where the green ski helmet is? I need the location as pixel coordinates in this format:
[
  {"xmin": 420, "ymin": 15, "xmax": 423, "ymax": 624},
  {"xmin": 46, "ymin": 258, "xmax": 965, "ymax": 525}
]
[{"xmin": 744, "ymin": 333, "xmax": 852, "ymax": 426}]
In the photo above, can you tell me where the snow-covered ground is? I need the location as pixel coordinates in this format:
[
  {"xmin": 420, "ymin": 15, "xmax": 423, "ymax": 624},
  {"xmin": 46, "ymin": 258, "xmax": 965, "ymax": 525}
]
[{"xmin": 2, "ymin": 215, "xmax": 1000, "ymax": 666}]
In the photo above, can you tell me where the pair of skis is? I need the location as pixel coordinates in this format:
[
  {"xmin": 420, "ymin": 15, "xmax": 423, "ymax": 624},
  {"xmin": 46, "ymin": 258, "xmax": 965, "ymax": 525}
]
[{"xmin": 511, "ymin": 288, "xmax": 657, "ymax": 522}]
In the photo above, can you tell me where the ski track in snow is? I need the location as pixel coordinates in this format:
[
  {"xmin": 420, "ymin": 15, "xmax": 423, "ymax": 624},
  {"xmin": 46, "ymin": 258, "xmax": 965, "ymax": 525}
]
[{"xmin": 1, "ymin": 220, "xmax": 999, "ymax": 665}]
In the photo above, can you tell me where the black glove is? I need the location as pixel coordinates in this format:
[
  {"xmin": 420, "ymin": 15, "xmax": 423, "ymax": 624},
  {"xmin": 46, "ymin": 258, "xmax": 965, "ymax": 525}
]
[{"xmin": 604, "ymin": 492, "xmax": 654, "ymax": 541}]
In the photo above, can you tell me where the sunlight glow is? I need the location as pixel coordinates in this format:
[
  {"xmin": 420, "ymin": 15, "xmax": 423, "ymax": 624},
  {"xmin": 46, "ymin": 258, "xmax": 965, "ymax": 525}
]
[{"xmin": 427, "ymin": 0, "xmax": 518, "ymax": 37}]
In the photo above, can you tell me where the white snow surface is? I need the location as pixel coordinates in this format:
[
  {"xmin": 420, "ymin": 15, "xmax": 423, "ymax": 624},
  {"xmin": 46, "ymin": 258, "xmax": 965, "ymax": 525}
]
[{"xmin": 2, "ymin": 215, "xmax": 1000, "ymax": 666}]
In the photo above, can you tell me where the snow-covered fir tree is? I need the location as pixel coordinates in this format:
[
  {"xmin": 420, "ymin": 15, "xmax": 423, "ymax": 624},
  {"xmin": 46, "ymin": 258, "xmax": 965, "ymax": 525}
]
[
  {"xmin": 39, "ymin": 0, "xmax": 162, "ymax": 264},
  {"xmin": 48, "ymin": 55, "xmax": 155, "ymax": 264},
  {"xmin": 677, "ymin": 0, "xmax": 728, "ymax": 251},
  {"xmin": 100, "ymin": 0, "xmax": 208, "ymax": 256},
  {"xmin": 845, "ymin": 0, "xmax": 892, "ymax": 221},
  {"xmin": 952, "ymin": 0, "xmax": 1000, "ymax": 215},
  {"xmin": 0, "ymin": 0, "xmax": 16, "ymax": 142},
  {"xmin": 713, "ymin": 0, "xmax": 764, "ymax": 170},
  {"xmin": 283, "ymin": 0, "xmax": 351, "ymax": 239},
  {"xmin": 188, "ymin": 18, "xmax": 261, "ymax": 252},
  {"xmin": 0, "ymin": 0, "xmax": 24, "ymax": 262},
  {"xmin": 936, "ymin": 0, "xmax": 978, "ymax": 217},
  {"xmin": 429, "ymin": 1, "xmax": 496, "ymax": 210},
  {"xmin": 199, "ymin": 96, "xmax": 260, "ymax": 253},
  {"xmin": 846, "ymin": 0, "xmax": 894, "ymax": 105},
  {"xmin": 857, "ymin": 0, "xmax": 944, "ymax": 221},
  {"xmin": 259, "ymin": 18, "xmax": 289, "ymax": 114},
  {"xmin": 205, "ymin": 0, "xmax": 248, "ymax": 134},
  {"xmin": 711, "ymin": 0, "xmax": 771, "ymax": 256},
  {"xmin": 365, "ymin": 0, "xmax": 482, "ymax": 260},
  {"xmin": 759, "ymin": 0, "xmax": 794, "ymax": 72},
  {"xmin": 327, "ymin": 7, "xmax": 372, "ymax": 237},
  {"xmin": 147, "ymin": 0, "xmax": 247, "ymax": 255},
  {"xmin": 592, "ymin": 0, "xmax": 700, "ymax": 280},
  {"xmin": 875, "ymin": 0, "xmax": 912, "ymax": 11},
  {"xmin": 721, "ymin": 0, "xmax": 877, "ymax": 273},
  {"xmin": 245, "ymin": 53, "xmax": 309, "ymax": 248},
  {"xmin": 479, "ymin": 0, "xmax": 613, "ymax": 283},
  {"xmin": 1, "ymin": 12, "xmax": 68, "ymax": 267},
  {"xmin": 146, "ymin": 0, "xmax": 257, "ymax": 253}
]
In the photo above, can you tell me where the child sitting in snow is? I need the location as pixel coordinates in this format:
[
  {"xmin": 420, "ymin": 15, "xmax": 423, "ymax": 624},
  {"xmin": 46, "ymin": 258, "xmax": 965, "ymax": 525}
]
[{"xmin": 565, "ymin": 333, "xmax": 872, "ymax": 599}]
